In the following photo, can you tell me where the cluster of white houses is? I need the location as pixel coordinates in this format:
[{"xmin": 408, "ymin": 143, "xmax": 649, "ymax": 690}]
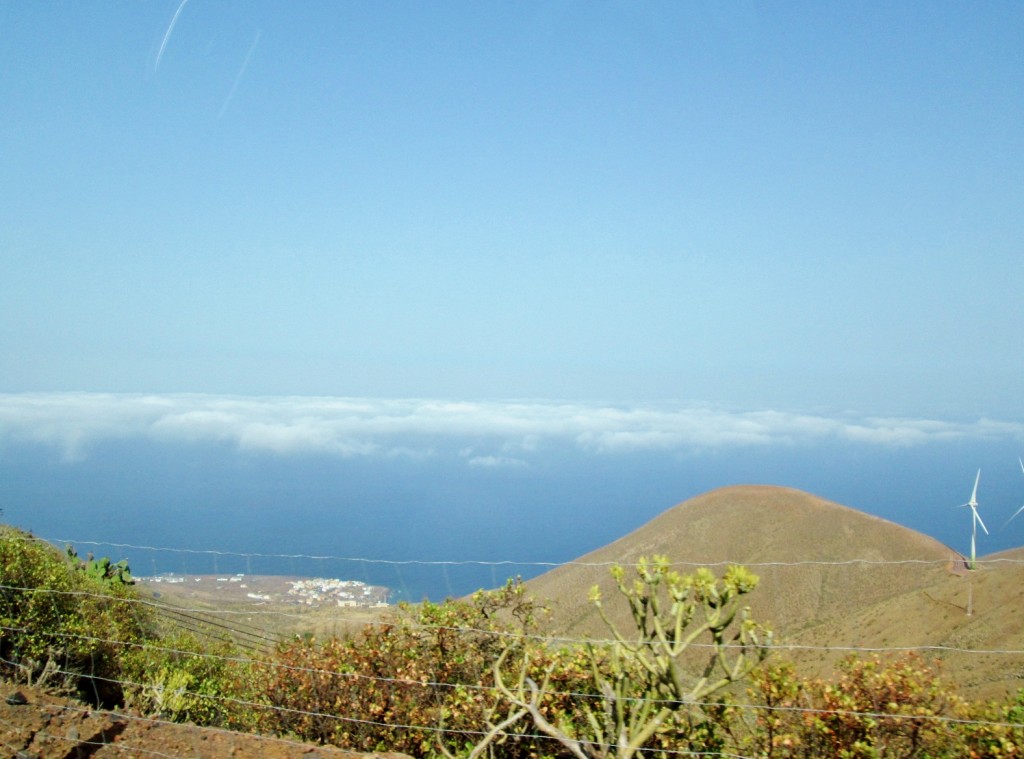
[
  {"xmin": 140, "ymin": 573, "xmax": 390, "ymax": 608},
  {"xmin": 288, "ymin": 577, "xmax": 388, "ymax": 607}
]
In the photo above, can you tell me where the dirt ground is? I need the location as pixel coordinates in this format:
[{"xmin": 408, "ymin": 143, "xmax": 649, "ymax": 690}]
[
  {"xmin": 0, "ymin": 680, "xmax": 411, "ymax": 759},
  {"xmin": 137, "ymin": 575, "xmax": 391, "ymax": 641}
]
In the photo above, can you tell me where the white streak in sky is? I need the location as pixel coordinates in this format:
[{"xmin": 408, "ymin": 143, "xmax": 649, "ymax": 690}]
[
  {"xmin": 466, "ymin": 455, "xmax": 529, "ymax": 469},
  {"xmin": 155, "ymin": 0, "xmax": 189, "ymax": 70},
  {"xmin": 218, "ymin": 30, "xmax": 262, "ymax": 119},
  {"xmin": 0, "ymin": 393, "xmax": 1021, "ymax": 464}
]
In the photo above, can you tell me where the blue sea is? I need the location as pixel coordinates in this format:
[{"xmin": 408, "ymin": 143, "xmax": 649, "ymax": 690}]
[{"xmin": 3, "ymin": 437, "xmax": 1023, "ymax": 602}]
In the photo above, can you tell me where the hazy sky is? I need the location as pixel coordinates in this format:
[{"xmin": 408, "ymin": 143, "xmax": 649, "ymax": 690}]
[{"xmin": 3, "ymin": 2, "xmax": 1022, "ymax": 419}]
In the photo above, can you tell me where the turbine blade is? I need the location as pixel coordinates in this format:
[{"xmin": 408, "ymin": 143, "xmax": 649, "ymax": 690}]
[
  {"xmin": 1019, "ymin": 456, "xmax": 1024, "ymax": 476},
  {"xmin": 1005, "ymin": 504, "xmax": 1024, "ymax": 528},
  {"xmin": 971, "ymin": 469, "xmax": 981, "ymax": 503},
  {"xmin": 974, "ymin": 507, "xmax": 989, "ymax": 535}
]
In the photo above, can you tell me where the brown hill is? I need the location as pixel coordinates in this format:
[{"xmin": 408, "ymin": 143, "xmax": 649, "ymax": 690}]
[
  {"xmin": 982, "ymin": 545, "xmax": 1024, "ymax": 562},
  {"xmin": 529, "ymin": 485, "xmax": 961, "ymax": 636},
  {"xmin": 527, "ymin": 485, "xmax": 1024, "ymax": 699}
]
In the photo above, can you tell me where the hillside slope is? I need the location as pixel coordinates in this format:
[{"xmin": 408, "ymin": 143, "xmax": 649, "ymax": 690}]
[
  {"xmin": 530, "ymin": 485, "xmax": 959, "ymax": 635},
  {"xmin": 527, "ymin": 486, "xmax": 1024, "ymax": 698}
]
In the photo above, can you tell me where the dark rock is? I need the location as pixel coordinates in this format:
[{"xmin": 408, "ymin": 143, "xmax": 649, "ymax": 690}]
[{"xmin": 6, "ymin": 691, "xmax": 28, "ymax": 706}]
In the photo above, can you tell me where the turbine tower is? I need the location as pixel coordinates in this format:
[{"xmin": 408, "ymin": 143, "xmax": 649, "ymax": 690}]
[{"xmin": 958, "ymin": 469, "xmax": 987, "ymax": 570}]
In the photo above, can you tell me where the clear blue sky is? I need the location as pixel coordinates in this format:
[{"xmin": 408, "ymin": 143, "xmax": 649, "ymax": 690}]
[{"xmin": 3, "ymin": 2, "xmax": 1022, "ymax": 418}]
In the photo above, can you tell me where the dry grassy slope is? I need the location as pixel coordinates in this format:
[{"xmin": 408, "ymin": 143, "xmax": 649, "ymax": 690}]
[
  {"xmin": 529, "ymin": 485, "xmax": 960, "ymax": 638},
  {"xmin": 526, "ymin": 485, "xmax": 1024, "ymax": 699},
  {"xmin": 793, "ymin": 549, "xmax": 1024, "ymax": 700}
]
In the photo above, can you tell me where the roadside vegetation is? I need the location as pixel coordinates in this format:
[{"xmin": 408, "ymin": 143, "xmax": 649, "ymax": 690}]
[{"xmin": 1, "ymin": 525, "xmax": 1022, "ymax": 757}]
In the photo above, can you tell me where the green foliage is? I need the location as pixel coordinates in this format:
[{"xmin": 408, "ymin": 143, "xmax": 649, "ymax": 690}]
[
  {"xmin": 739, "ymin": 660, "xmax": 805, "ymax": 757},
  {"xmin": 483, "ymin": 556, "xmax": 772, "ymax": 759},
  {"xmin": 0, "ymin": 528, "xmax": 254, "ymax": 727},
  {"xmin": 740, "ymin": 654, "xmax": 971, "ymax": 758},
  {"xmin": 813, "ymin": 654, "xmax": 956, "ymax": 757},
  {"xmin": 251, "ymin": 578, "xmax": 555, "ymax": 757},
  {"xmin": 66, "ymin": 546, "xmax": 134, "ymax": 587},
  {"xmin": 0, "ymin": 527, "xmax": 152, "ymax": 704},
  {"xmin": 120, "ymin": 630, "xmax": 254, "ymax": 728},
  {"xmin": 7, "ymin": 525, "xmax": 1024, "ymax": 759},
  {"xmin": 956, "ymin": 688, "xmax": 1024, "ymax": 758}
]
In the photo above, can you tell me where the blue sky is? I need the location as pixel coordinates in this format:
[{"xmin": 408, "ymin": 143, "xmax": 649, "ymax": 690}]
[
  {"xmin": 3, "ymin": 4, "xmax": 1024, "ymax": 582},
  {"xmin": 2, "ymin": 2, "xmax": 1023, "ymax": 416}
]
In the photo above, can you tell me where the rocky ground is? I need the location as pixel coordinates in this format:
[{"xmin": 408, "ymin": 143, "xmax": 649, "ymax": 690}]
[{"xmin": 0, "ymin": 680, "xmax": 411, "ymax": 759}]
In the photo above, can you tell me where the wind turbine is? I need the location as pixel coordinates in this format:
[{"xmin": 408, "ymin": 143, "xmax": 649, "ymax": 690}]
[
  {"xmin": 1003, "ymin": 457, "xmax": 1024, "ymax": 528},
  {"xmin": 958, "ymin": 469, "xmax": 987, "ymax": 570}
]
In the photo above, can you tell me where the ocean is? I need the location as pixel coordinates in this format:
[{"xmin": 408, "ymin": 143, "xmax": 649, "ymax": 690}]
[{"xmin": 3, "ymin": 436, "xmax": 1023, "ymax": 602}]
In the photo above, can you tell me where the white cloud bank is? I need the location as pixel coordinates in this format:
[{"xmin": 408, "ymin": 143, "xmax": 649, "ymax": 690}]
[{"xmin": 0, "ymin": 393, "xmax": 1020, "ymax": 463}]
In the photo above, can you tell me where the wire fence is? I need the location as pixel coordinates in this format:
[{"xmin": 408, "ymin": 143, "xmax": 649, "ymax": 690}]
[
  {"xmin": 4, "ymin": 620, "xmax": 1024, "ymax": 714},
  {"xmin": 2, "ymin": 533, "xmax": 1024, "ymax": 757},
  {"xmin": 44, "ymin": 534, "xmax": 1024, "ymax": 592},
  {"xmin": 1, "ymin": 645, "xmax": 1022, "ymax": 759},
  {"xmin": 4, "ymin": 581, "xmax": 1024, "ymax": 658},
  {"xmin": 11, "ymin": 530, "xmax": 1024, "ymax": 660},
  {"xmin": 53, "ymin": 534, "xmax": 1024, "ymax": 568}
]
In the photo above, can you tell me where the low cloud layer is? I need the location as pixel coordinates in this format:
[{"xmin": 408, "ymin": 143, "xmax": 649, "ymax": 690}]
[{"xmin": 0, "ymin": 393, "xmax": 1020, "ymax": 464}]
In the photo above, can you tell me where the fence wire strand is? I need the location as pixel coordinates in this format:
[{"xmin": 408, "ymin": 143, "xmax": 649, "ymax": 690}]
[
  {"xmin": 38, "ymin": 533, "xmax": 1020, "ymax": 569},
  {"xmin": 3, "ymin": 533, "xmax": 1024, "ymax": 758}
]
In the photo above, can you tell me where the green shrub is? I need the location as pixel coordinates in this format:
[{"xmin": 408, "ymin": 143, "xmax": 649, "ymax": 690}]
[
  {"xmin": 738, "ymin": 661, "xmax": 806, "ymax": 757},
  {"xmin": 9, "ymin": 524, "xmax": 1023, "ymax": 759},
  {"xmin": 483, "ymin": 557, "xmax": 771, "ymax": 759},
  {"xmin": 120, "ymin": 630, "xmax": 255, "ymax": 728},
  {"xmin": 251, "ymin": 578, "xmax": 567, "ymax": 757},
  {"xmin": 956, "ymin": 688, "xmax": 1024, "ymax": 758},
  {"xmin": 66, "ymin": 545, "xmax": 135, "ymax": 587},
  {"xmin": 740, "ymin": 654, "xmax": 968, "ymax": 758},
  {"xmin": 0, "ymin": 526, "xmax": 153, "ymax": 704},
  {"xmin": 251, "ymin": 563, "xmax": 772, "ymax": 758},
  {"xmin": 814, "ymin": 654, "xmax": 959, "ymax": 757}
]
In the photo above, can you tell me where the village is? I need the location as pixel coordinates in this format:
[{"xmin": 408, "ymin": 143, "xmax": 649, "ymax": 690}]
[
  {"xmin": 140, "ymin": 573, "xmax": 390, "ymax": 608},
  {"xmin": 286, "ymin": 577, "xmax": 389, "ymax": 607}
]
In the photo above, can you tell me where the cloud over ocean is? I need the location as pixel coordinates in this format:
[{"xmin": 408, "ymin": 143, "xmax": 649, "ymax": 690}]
[
  {"xmin": 2, "ymin": 393, "xmax": 1019, "ymax": 462},
  {"xmin": 2, "ymin": 393, "xmax": 1023, "ymax": 600}
]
